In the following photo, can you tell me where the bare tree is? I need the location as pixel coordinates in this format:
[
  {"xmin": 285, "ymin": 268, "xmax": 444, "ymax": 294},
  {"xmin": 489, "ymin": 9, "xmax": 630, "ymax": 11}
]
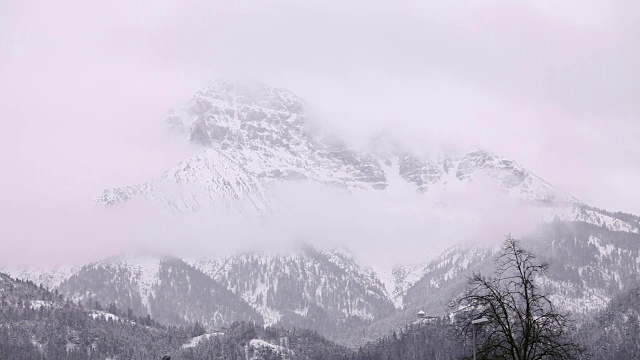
[{"xmin": 455, "ymin": 236, "xmax": 583, "ymax": 360}]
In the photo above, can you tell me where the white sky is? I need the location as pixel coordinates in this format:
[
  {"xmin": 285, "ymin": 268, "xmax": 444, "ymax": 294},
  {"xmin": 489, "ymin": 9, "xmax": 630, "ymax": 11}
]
[{"xmin": 0, "ymin": 0, "xmax": 638, "ymax": 266}]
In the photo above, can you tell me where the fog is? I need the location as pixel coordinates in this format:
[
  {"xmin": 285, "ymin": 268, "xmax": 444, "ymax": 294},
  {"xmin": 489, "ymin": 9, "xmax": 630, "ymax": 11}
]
[
  {"xmin": 0, "ymin": 0, "xmax": 638, "ymax": 267},
  {"xmin": 0, "ymin": 172, "xmax": 543, "ymax": 268}
]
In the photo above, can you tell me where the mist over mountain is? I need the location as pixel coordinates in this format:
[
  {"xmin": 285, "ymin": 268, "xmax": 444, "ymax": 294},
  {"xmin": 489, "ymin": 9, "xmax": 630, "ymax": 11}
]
[
  {"xmin": 82, "ymin": 79, "xmax": 605, "ymax": 267},
  {"xmin": 4, "ymin": 80, "xmax": 640, "ymax": 352},
  {"xmin": 3, "ymin": 0, "xmax": 639, "ymax": 358},
  {"xmin": 98, "ymin": 79, "xmax": 581, "ymax": 211}
]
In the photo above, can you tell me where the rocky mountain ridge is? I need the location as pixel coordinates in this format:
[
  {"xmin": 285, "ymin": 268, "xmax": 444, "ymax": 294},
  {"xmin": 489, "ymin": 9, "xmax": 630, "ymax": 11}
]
[
  {"xmin": 54, "ymin": 256, "xmax": 263, "ymax": 329},
  {"xmin": 190, "ymin": 244, "xmax": 395, "ymax": 337},
  {"xmin": 390, "ymin": 216, "xmax": 640, "ymax": 314},
  {"xmin": 96, "ymin": 79, "xmax": 584, "ymax": 218}
]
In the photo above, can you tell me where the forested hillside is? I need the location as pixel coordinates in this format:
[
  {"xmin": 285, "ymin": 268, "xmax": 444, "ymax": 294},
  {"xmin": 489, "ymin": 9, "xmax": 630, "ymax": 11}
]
[
  {"xmin": 582, "ymin": 285, "xmax": 640, "ymax": 359},
  {"xmin": 1, "ymin": 272, "xmax": 356, "ymax": 360},
  {"xmin": 0, "ymin": 272, "xmax": 191, "ymax": 359},
  {"xmin": 181, "ymin": 322, "xmax": 354, "ymax": 360},
  {"xmin": 353, "ymin": 320, "xmax": 463, "ymax": 360},
  {"xmin": 57, "ymin": 257, "xmax": 263, "ymax": 329}
]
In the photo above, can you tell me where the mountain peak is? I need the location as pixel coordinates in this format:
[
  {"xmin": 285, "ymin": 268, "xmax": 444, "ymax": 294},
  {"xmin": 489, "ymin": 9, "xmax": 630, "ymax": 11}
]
[{"xmin": 101, "ymin": 80, "xmax": 583, "ymax": 215}]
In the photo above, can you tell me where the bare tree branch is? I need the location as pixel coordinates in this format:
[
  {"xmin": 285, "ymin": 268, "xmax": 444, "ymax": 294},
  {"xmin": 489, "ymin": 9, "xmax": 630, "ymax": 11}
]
[{"xmin": 453, "ymin": 236, "xmax": 584, "ymax": 360}]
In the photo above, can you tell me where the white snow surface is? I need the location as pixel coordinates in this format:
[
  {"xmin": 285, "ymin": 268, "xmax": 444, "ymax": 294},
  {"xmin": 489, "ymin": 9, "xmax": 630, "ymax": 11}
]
[
  {"xmin": 95, "ymin": 255, "xmax": 162, "ymax": 311},
  {"xmin": 369, "ymin": 265, "xmax": 397, "ymax": 306},
  {"xmin": 192, "ymin": 245, "xmax": 391, "ymax": 324},
  {"xmin": 181, "ymin": 333, "xmax": 223, "ymax": 349},
  {"xmin": 541, "ymin": 206, "xmax": 640, "ymax": 233},
  {"xmin": 387, "ymin": 263, "xmax": 429, "ymax": 308},
  {"xmin": 89, "ymin": 310, "xmax": 121, "ymax": 322},
  {"xmin": 28, "ymin": 300, "xmax": 55, "ymax": 309},
  {"xmin": 249, "ymin": 339, "xmax": 294, "ymax": 359},
  {"xmin": 3, "ymin": 264, "xmax": 81, "ymax": 289}
]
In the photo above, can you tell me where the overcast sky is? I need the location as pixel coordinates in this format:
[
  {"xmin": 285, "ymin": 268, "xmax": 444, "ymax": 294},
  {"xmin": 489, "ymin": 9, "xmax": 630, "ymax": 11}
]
[{"xmin": 0, "ymin": 0, "xmax": 638, "ymax": 266}]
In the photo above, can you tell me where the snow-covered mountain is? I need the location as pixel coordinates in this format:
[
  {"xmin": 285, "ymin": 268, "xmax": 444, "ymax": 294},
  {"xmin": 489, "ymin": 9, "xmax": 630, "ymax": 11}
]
[
  {"xmin": 9, "ymin": 218, "xmax": 640, "ymax": 346},
  {"xmin": 0, "ymin": 272, "xmax": 189, "ymax": 360},
  {"xmin": 3, "ymin": 263, "xmax": 81, "ymax": 290},
  {"xmin": 386, "ymin": 207, "xmax": 640, "ymax": 304},
  {"xmin": 391, "ymin": 216, "xmax": 640, "ymax": 316},
  {"xmin": 55, "ymin": 255, "xmax": 263, "ymax": 329},
  {"xmin": 9, "ymin": 246, "xmax": 394, "ymax": 341},
  {"xmin": 190, "ymin": 244, "xmax": 395, "ymax": 334},
  {"xmin": 96, "ymin": 79, "xmax": 583, "ymax": 218},
  {"xmin": 97, "ymin": 79, "xmax": 386, "ymax": 216}
]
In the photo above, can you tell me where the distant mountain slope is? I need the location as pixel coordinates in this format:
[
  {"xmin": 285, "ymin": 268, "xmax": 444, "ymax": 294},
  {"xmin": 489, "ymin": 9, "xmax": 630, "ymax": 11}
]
[
  {"xmin": 191, "ymin": 244, "xmax": 395, "ymax": 340},
  {"xmin": 0, "ymin": 272, "xmax": 354, "ymax": 360},
  {"xmin": 582, "ymin": 285, "xmax": 640, "ymax": 360},
  {"xmin": 9, "ymin": 218, "xmax": 640, "ymax": 347},
  {"xmin": 0, "ymin": 272, "xmax": 191, "ymax": 359},
  {"xmin": 56, "ymin": 256, "xmax": 263, "ymax": 329},
  {"xmin": 7, "ymin": 219, "xmax": 640, "ymax": 348},
  {"xmin": 4, "ymin": 263, "xmax": 80, "ymax": 290},
  {"xmin": 388, "ymin": 207, "xmax": 640, "ymax": 309},
  {"xmin": 398, "ymin": 221, "xmax": 640, "ymax": 316}
]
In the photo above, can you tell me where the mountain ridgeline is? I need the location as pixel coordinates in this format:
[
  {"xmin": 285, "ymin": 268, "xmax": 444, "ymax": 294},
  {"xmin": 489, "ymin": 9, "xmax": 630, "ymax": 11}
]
[
  {"xmin": 191, "ymin": 245, "xmax": 396, "ymax": 339},
  {"xmin": 56, "ymin": 257, "xmax": 263, "ymax": 330},
  {"xmin": 96, "ymin": 79, "xmax": 583, "ymax": 216},
  {"xmin": 395, "ymin": 219, "xmax": 640, "ymax": 318},
  {"xmin": 35, "ymin": 245, "xmax": 396, "ymax": 344},
  {"xmin": 9, "ymin": 218, "xmax": 640, "ymax": 349}
]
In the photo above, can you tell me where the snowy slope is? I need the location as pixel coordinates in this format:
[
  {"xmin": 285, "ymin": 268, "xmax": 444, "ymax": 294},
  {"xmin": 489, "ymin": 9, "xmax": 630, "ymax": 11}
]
[
  {"xmin": 248, "ymin": 339, "xmax": 295, "ymax": 360},
  {"xmin": 387, "ymin": 263, "xmax": 430, "ymax": 308},
  {"xmin": 97, "ymin": 80, "xmax": 386, "ymax": 216},
  {"xmin": 56, "ymin": 255, "xmax": 263, "ymax": 329},
  {"xmin": 541, "ymin": 206, "xmax": 640, "ymax": 234},
  {"xmin": 394, "ymin": 221, "xmax": 640, "ymax": 317},
  {"xmin": 3, "ymin": 264, "xmax": 81, "ymax": 290},
  {"xmin": 190, "ymin": 244, "xmax": 395, "ymax": 332},
  {"xmin": 181, "ymin": 332, "xmax": 224, "ymax": 349}
]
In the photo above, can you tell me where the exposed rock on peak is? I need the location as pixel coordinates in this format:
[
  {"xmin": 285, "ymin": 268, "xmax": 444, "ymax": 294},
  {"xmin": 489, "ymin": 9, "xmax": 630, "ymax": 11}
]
[{"xmin": 97, "ymin": 79, "xmax": 585, "ymax": 215}]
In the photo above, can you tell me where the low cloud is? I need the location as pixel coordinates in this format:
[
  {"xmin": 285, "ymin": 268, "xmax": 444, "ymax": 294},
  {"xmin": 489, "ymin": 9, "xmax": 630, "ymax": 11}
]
[
  {"xmin": 0, "ymin": 171, "xmax": 543, "ymax": 268},
  {"xmin": 1, "ymin": 0, "xmax": 638, "ymax": 267}
]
